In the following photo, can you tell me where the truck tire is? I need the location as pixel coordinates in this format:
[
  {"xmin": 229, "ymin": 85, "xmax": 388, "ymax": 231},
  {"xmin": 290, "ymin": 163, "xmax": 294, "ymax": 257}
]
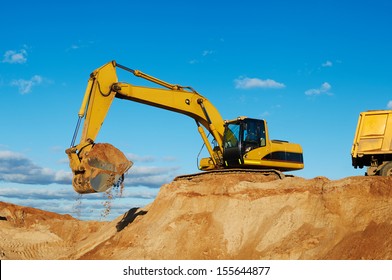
[{"xmin": 380, "ymin": 161, "xmax": 392, "ymax": 176}]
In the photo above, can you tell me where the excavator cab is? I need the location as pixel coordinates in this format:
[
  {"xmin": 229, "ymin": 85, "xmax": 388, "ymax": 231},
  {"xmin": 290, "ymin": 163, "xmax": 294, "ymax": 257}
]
[{"xmin": 223, "ymin": 118, "xmax": 266, "ymax": 167}]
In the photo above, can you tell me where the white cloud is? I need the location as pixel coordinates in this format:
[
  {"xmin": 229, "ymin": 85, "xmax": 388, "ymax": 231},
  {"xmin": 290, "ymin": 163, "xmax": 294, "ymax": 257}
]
[
  {"xmin": 70, "ymin": 44, "xmax": 80, "ymax": 50},
  {"xmin": 388, "ymin": 101, "xmax": 392, "ymax": 109},
  {"xmin": 322, "ymin": 60, "xmax": 333, "ymax": 67},
  {"xmin": 260, "ymin": 111, "xmax": 270, "ymax": 117},
  {"xmin": 305, "ymin": 82, "xmax": 332, "ymax": 96},
  {"xmin": 127, "ymin": 153, "xmax": 156, "ymax": 163},
  {"xmin": 11, "ymin": 75, "xmax": 43, "ymax": 94},
  {"xmin": 126, "ymin": 166, "xmax": 180, "ymax": 188},
  {"xmin": 162, "ymin": 156, "xmax": 177, "ymax": 162},
  {"xmin": 66, "ymin": 44, "xmax": 82, "ymax": 52},
  {"xmin": 0, "ymin": 150, "xmax": 72, "ymax": 185},
  {"xmin": 66, "ymin": 40, "xmax": 95, "ymax": 52},
  {"xmin": 234, "ymin": 77, "xmax": 285, "ymax": 89},
  {"xmin": 127, "ymin": 153, "xmax": 177, "ymax": 163},
  {"xmin": 202, "ymin": 50, "xmax": 214, "ymax": 56},
  {"xmin": 2, "ymin": 49, "xmax": 27, "ymax": 64}
]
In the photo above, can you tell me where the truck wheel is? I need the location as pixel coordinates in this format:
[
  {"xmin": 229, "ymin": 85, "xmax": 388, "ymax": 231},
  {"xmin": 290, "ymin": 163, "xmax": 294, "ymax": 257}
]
[{"xmin": 380, "ymin": 162, "xmax": 392, "ymax": 176}]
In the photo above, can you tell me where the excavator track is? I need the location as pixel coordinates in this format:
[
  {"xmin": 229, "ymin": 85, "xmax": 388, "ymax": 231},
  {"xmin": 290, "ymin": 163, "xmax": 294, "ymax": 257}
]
[{"xmin": 174, "ymin": 168, "xmax": 287, "ymax": 181}]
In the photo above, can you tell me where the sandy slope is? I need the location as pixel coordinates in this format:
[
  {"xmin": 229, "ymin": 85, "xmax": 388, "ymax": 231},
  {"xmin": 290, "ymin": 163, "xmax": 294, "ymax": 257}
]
[{"xmin": 1, "ymin": 174, "xmax": 392, "ymax": 260}]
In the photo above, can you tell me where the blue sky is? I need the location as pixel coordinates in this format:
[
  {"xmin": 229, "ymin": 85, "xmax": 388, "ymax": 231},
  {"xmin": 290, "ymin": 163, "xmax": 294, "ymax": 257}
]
[{"xmin": 1, "ymin": 0, "xmax": 391, "ymax": 220}]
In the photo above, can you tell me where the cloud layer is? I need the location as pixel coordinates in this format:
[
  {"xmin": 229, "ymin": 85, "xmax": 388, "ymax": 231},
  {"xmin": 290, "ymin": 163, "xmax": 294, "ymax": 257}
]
[
  {"xmin": 126, "ymin": 166, "xmax": 179, "ymax": 188},
  {"xmin": 0, "ymin": 150, "xmax": 178, "ymax": 220},
  {"xmin": 0, "ymin": 150, "xmax": 71, "ymax": 185},
  {"xmin": 0, "ymin": 150, "xmax": 179, "ymax": 188}
]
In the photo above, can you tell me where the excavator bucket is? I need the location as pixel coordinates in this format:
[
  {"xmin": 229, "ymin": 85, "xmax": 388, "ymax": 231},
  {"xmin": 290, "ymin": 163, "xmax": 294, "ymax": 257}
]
[{"xmin": 71, "ymin": 143, "xmax": 133, "ymax": 194}]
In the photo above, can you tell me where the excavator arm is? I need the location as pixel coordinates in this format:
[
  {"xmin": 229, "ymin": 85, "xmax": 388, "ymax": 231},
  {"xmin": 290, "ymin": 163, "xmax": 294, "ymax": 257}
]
[{"xmin": 66, "ymin": 61, "xmax": 226, "ymax": 194}]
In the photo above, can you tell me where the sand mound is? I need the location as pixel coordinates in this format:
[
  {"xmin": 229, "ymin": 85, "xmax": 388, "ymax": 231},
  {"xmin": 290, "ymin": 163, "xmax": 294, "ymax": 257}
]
[{"xmin": 1, "ymin": 174, "xmax": 392, "ymax": 260}]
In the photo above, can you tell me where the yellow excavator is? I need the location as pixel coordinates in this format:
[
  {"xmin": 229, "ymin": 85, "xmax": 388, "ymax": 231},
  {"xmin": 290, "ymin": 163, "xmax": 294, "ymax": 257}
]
[{"xmin": 66, "ymin": 61, "xmax": 304, "ymax": 194}]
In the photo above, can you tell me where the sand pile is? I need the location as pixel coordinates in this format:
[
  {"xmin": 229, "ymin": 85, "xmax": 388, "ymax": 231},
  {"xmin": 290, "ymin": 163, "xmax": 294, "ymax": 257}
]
[{"xmin": 1, "ymin": 174, "xmax": 392, "ymax": 260}]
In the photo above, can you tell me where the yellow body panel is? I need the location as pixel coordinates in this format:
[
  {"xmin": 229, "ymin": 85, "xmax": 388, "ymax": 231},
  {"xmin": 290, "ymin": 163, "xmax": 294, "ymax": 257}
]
[
  {"xmin": 351, "ymin": 110, "xmax": 392, "ymax": 157},
  {"xmin": 351, "ymin": 110, "xmax": 392, "ymax": 175},
  {"xmin": 243, "ymin": 140, "xmax": 304, "ymax": 171}
]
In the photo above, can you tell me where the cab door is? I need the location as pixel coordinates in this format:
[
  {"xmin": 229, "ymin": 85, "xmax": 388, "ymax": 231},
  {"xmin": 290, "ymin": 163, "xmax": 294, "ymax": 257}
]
[{"xmin": 222, "ymin": 122, "xmax": 244, "ymax": 167}]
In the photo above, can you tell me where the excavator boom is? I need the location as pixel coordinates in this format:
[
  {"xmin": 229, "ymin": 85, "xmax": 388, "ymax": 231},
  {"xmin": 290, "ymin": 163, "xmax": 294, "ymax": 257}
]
[{"xmin": 66, "ymin": 61, "xmax": 226, "ymax": 193}]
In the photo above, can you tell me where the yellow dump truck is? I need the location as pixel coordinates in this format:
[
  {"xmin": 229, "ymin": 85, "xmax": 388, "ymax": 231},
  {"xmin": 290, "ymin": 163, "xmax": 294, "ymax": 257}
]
[{"xmin": 351, "ymin": 110, "xmax": 392, "ymax": 176}]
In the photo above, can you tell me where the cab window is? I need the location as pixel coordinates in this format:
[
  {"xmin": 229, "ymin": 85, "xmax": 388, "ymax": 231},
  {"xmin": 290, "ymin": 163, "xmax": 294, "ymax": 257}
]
[{"xmin": 224, "ymin": 123, "xmax": 240, "ymax": 148}]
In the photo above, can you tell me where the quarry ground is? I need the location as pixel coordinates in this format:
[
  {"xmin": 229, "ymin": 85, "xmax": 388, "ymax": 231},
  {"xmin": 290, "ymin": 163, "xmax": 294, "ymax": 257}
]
[{"xmin": 1, "ymin": 173, "xmax": 392, "ymax": 260}]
